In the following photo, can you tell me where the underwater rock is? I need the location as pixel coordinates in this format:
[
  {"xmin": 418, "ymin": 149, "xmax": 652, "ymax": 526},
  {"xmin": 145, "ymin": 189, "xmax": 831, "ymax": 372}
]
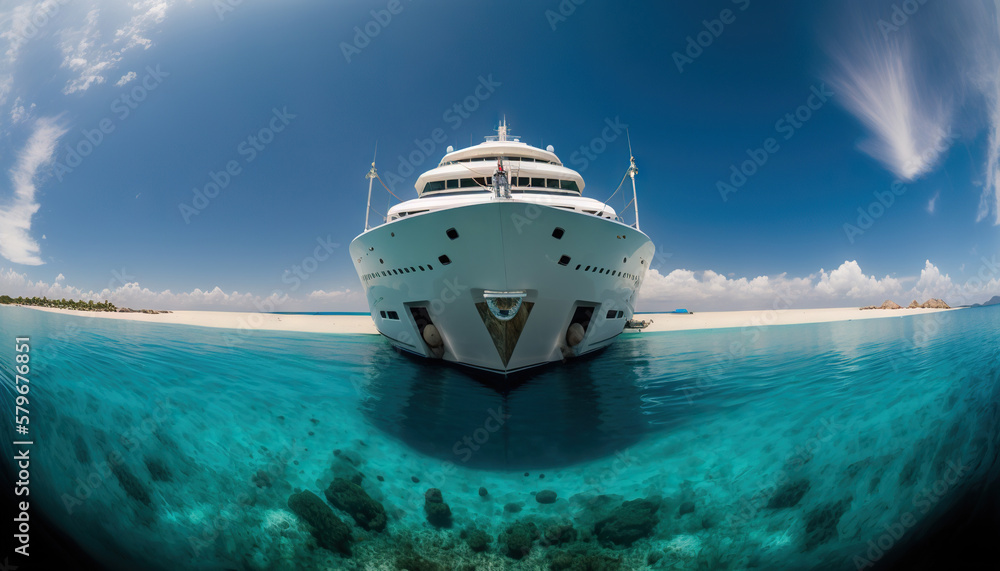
[
  {"xmin": 286, "ymin": 490, "xmax": 352, "ymax": 555},
  {"xmin": 803, "ymin": 498, "xmax": 851, "ymax": 551},
  {"xmin": 767, "ymin": 479, "xmax": 810, "ymax": 509},
  {"xmin": 548, "ymin": 546, "xmax": 623, "ymax": 570},
  {"xmin": 501, "ymin": 520, "xmax": 539, "ymax": 559},
  {"xmin": 677, "ymin": 501, "xmax": 695, "ymax": 516},
  {"xmin": 395, "ymin": 549, "xmax": 442, "ymax": 571},
  {"xmin": 253, "ymin": 469, "xmax": 274, "ymax": 488},
  {"xmin": 424, "ymin": 488, "xmax": 452, "ymax": 528},
  {"xmin": 145, "ymin": 457, "xmax": 172, "ymax": 482},
  {"xmin": 594, "ymin": 498, "xmax": 660, "ymax": 546},
  {"xmin": 478, "ymin": 486, "xmax": 488, "ymax": 497},
  {"xmin": 73, "ymin": 435, "xmax": 90, "ymax": 463},
  {"xmin": 108, "ymin": 455, "xmax": 152, "ymax": 507},
  {"xmin": 542, "ymin": 523, "xmax": 577, "ymax": 546},
  {"xmin": 504, "ymin": 502, "xmax": 523, "ymax": 513},
  {"xmin": 536, "ymin": 490, "xmax": 558, "ymax": 504},
  {"xmin": 464, "ymin": 527, "xmax": 491, "ymax": 552},
  {"xmin": 324, "ymin": 478, "xmax": 387, "ymax": 532},
  {"xmin": 377, "ymin": 475, "xmax": 385, "ymax": 481},
  {"xmin": 412, "ymin": 476, "xmax": 420, "ymax": 483},
  {"xmin": 332, "ymin": 448, "xmax": 362, "ymax": 467}
]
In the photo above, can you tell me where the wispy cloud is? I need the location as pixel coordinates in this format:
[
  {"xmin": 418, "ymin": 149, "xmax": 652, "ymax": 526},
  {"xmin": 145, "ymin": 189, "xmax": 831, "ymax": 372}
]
[
  {"xmin": 827, "ymin": 0, "xmax": 1000, "ymax": 223},
  {"xmin": 0, "ymin": 116, "xmax": 67, "ymax": 265},
  {"xmin": 59, "ymin": 1, "xmax": 174, "ymax": 95},
  {"xmin": 114, "ymin": 70, "xmax": 136, "ymax": 86},
  {"xmin": 926, "ymin": 190, "xmax": 940, "ymax": 214},
  {"xmin": 8, "ymin": 95, "xmax": 33, "ymax": 123}
]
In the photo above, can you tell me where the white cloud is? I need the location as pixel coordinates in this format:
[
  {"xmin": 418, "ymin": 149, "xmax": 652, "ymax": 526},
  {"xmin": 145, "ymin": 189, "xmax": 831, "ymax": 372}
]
[
  {"xmin": 114, "ymin": 70, "xmax": 136, "ymax": 86},
  {"xmin": 0, "ymin": 267, "xmax": 364, "ymax": 311},
  {"xmin": 926, "ymin": 190, "xmax": 939, "ymax": 214},
  {"xmin": 0, "ymin": 116, "xmax": 68, "ymax": 265},
  {"xmin": 9, "ymin": 96, "xmax": 34, "ymax": 123},
  {"xmin": 59, "ymin": 1, "xmax": 174, "ymax": 95},
  {"xmin": 828, "ymin": 1, "xmax": 1000, "ymax": 223},
  {"xmin": 637, "ymin": 259, "xmax": 997, "ymax": 311}
]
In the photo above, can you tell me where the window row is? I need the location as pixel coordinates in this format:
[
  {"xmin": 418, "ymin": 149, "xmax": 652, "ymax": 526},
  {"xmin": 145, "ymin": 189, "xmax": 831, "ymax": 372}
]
[
  {"xmin": 571, "ymin": 263, "xmax": 639, "ymax": 281},
  {"xmin": 443, "ymin": 156, "xmax": 557, "ymax": 166},
  {"xmin": 362, "ymin": 264, "xmax": 435, "ymax": 282},
  {"xmin": 423, "ymin": 178, "xmax": 580, "ymax": 193}
]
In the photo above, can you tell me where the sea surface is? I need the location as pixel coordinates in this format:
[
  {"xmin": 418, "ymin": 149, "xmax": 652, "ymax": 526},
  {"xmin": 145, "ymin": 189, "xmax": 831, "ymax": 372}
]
[{"xmin": 1, "ymin": 305, "xmax": 998, "ymax": 570}]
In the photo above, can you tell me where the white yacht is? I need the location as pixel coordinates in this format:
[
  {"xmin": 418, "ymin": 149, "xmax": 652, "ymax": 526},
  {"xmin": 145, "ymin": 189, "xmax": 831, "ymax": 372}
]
[{"xmin": 349, "ymin": 122, "xmax": 654, "ymax": 374}]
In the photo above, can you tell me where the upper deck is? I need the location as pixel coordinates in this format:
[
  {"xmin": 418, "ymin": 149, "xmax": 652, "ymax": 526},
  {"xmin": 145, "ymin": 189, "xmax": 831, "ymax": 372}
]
[{"xmin": 413, "ymin": 128, "xmax": 585, "ymax": 198}]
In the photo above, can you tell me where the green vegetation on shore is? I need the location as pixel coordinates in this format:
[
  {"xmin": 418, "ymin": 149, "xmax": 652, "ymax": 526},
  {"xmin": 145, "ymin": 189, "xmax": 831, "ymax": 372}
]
[{"xmin": 0, "ymin": 295, "xmax": 117, "ymax": 312}]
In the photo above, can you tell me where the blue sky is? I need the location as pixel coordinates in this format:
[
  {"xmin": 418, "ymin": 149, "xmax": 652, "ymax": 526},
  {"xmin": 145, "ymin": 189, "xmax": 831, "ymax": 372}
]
[{"xmin": 1, "ymin": 0, "xmax": 999, "ymax": 311}]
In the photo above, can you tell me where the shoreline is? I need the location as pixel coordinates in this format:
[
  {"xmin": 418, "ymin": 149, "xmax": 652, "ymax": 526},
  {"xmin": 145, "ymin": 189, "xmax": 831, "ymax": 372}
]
[{"xmin": 12, "ymin": 305, "xmax": 959, "ymax": 335}]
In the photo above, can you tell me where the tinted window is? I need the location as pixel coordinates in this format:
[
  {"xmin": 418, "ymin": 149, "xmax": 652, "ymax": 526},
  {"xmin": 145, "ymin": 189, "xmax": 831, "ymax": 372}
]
[
  {"xmin": 546, "ymin": 179, "xmax": 560, "ymax": 189},
  {"xmin": 560, "ymin": 180, "xmax": 580, "ymax": 192},
  {"xmin": 424, "ymin": 180, "xmax": 445, "ymax": 192},
  {"xmin": 446, "ymin": 179, "xmax": 459, "ymax": 189},
  {"xmin": 531, "ymin": 178, "xmax": 544, "ymax": 187},
  {"xmin": 460, "ymin": 178, "xmax": 477, "ymax": 188}
]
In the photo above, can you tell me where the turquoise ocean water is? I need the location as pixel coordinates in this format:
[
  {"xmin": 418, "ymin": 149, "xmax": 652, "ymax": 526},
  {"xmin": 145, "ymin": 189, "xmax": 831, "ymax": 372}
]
[{"xmin": 1, "ymin": 305, "xmax": 998, "ymax": 570}]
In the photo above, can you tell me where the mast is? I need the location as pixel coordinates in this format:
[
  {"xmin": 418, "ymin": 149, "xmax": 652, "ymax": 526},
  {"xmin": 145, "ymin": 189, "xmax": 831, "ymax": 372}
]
[
  {"xmin": 364, "ymin": 143, "xmax": 378, "ymax": 231},
  {"xmin": 627, "ymin": 130, "xmax": 640, "ymax": 231}
]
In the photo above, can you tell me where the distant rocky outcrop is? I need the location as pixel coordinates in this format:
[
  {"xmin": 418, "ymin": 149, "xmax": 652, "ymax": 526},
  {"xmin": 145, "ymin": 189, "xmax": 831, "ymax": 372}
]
[
  {"xmin": 971, "ymin": 295, "xmax": 1000, "ymax": 307},
  {"xmin": 860, "ymin": 299, "xmax": 950, "ymax": 310}
]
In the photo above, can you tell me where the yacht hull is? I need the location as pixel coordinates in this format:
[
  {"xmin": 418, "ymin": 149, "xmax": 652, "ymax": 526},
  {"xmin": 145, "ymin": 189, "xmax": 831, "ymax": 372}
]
[{"xmin": 350, "ymin": 201, "xmax": 653, "ymax": 374}]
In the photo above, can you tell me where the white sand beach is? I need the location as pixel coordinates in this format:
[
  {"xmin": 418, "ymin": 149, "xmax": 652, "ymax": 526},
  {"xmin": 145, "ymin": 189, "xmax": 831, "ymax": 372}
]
[{"xmin": 19, "ymin": 305, "xmax": 957, "ymax": 335}]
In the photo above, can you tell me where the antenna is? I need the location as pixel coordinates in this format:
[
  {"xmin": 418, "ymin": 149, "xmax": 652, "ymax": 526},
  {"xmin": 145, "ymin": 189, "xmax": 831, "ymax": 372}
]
[
  {"xmin": 626, "ymin": 129, "xmax": 640, "ymax": 231},
  {"xmin": 364, "ymin": 141, "xmax": 378, "ymax": 231}
]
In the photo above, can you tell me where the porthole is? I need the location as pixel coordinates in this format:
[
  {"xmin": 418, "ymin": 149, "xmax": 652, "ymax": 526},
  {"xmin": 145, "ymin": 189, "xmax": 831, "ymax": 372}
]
[
  {"xmin": 552, "ymin": 227, "xmax": 565, "ymax": 239},
  {"xmin": 558, "ymin": 255, "xmax": 571, "ymax": 266},
  {"xmin": 446, "ymin": 228, "xmax": 459, "ymax": 240},
  {"xmin": 439, "ymin": 255, "xmax": 451, "ymax": 265}
]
